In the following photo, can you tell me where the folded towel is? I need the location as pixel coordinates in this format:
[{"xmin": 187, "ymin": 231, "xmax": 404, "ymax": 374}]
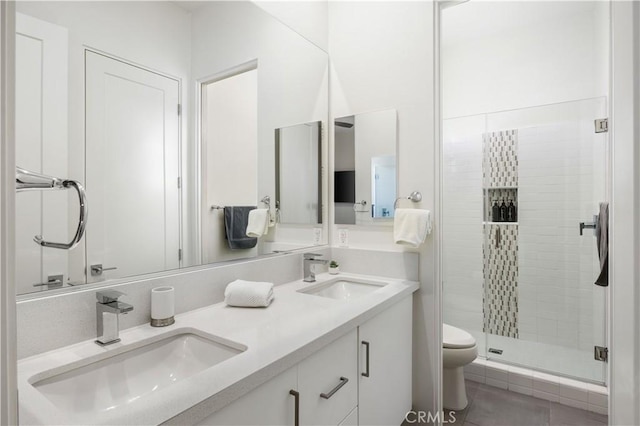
[
  {"xmin": 595, "ymin": 202, "xmax": 609, "ymax": 287},
  {"xmin": 224, "ymin": 280, "xmax": 274, "ymax": 307},
  {"xmin": 246, "ymin": 208, "xmax": 270, "ymax": 238},
  {"xmin": 394, "ymin": 209, "xmax": 432, "ymax": 248},
  {"xmin": 224, "ymin": 206, "xmax": 258, "ymax": 250}
]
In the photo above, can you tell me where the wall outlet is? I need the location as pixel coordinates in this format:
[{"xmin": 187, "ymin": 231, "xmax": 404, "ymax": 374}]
[
  {"xmin": 313, "ymin": 228, "xmax": 322, "ymax": 245},
  {"xmin": 337, "ymin": 228, "xmax": 349, "ymax": 247}
]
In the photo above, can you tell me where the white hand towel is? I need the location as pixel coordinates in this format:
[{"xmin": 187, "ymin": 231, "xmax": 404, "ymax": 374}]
[
  {"xmin": 224, "ymin": 280, "xmax": 274, "ymax": 307},
  {"xmin": 393, "ymin": 209, "xmax": 432, "ymax": 248},
  {"xmin": 246, "ymin": 208, "xmax": 270, "ymax": 238}
]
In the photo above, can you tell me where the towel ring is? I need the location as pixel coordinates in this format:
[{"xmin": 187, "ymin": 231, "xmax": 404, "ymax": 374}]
[
  {"xmin": 394, "ymin": 191, "xmax": 422, "ymax": 209},
  {"xmin": 261, "ymin": 196, "xmax": 271, "ymax": 209}
]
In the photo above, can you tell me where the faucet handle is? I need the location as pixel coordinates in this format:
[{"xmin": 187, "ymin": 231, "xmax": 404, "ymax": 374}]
[
  {"xmin": 96, "ymin": 290, "xmax": 126, "ymax": 304},
  {"xmin": 304, "ymin": 253, "xmax": 323, "ymax": 260}
]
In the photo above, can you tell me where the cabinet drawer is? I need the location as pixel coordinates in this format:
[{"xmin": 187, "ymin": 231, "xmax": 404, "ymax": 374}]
[{"xmin": 298, "ymin": 329, "xmax": 358, "ymax": 425}]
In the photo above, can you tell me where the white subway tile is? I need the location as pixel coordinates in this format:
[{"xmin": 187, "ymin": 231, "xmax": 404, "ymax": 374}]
[
  {"xmin": 465, "ymin": 373, "xmax": 485, "ymax": 384},
  {"xmin": 509, "ymin": 383, "xmax": 534, "ymax": 396},
  {"xmin": 587, "ymin": 390, "xmax": 608, "ymax": 408},
  {"xmin": 533, "ymin": 389, "xmax": 559, "ymax": 402},
  {"xmin": 558, "ymin": 396, "xmax": 589, "ymax": 411},
  {"xmin": 485, "ymin": 378, "xmax": 508, "ymax": 390},
  {"xmin": 588, "ymin": 404, "xmax": 608, "ymax": 416}
]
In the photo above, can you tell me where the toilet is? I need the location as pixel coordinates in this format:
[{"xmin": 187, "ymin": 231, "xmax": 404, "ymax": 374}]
[{"xmin": 443, "ymin": 323, "xmax": 478, "ymax": 410}]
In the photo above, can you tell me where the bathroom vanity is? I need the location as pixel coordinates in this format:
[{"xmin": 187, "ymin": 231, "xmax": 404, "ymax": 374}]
[{"xmin": 17, "ymin": 273, "xmax": 417, "ymax": 425}]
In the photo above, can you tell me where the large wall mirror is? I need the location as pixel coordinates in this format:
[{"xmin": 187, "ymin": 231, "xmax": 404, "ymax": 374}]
[
  {"xmin": 334, "ymin": 109, "xmax": 397, "ymax": 225},
  {"xmin": 14, "ymin": 1, "xmax": 328, "ymax": 296}
]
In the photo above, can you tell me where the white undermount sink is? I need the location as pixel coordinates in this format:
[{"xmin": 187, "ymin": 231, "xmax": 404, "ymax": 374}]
[
  {"xmin": 299, "ymin": 278, "xmax": 388, "ymax": 301},
  {"xmin": 29, "ymin": 329, "xmax": 246, "ymax": 413}
]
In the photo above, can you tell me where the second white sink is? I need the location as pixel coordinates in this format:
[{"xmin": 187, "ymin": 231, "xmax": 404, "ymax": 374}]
[
  {"xmin": 299, "ymin": 278, "xmax": 388, "ymax": 301},
  {"xmin": 30, "ymin": 329, "xmax": 246, "ymax": 414}
]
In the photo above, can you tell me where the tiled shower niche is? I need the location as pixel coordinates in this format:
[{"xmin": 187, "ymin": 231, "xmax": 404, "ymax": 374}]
[{"xmin": 482, "ymin": 129, "xmax": 519, "ymax": 338}]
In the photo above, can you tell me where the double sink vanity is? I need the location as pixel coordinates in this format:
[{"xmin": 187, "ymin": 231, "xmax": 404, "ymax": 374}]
[{"xmin": 18, "ymin": 272, "xmax": 418, "ymax": 425}]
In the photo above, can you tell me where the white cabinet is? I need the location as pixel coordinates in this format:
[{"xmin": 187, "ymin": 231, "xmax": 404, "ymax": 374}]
[
  {"xmin": 298, "ymin": 329, "xmax": 358, "ymax": 425},
  {"xmin": 197, "ymin": 366, "xmax": 297, "ymax": 425},
  {"xmin": 358, "ymin": 297, "xmax": 413, "ymax": 426},
  {"xmin": 199, "ymin": 296, "xmax": 412, "ymax": 426}
]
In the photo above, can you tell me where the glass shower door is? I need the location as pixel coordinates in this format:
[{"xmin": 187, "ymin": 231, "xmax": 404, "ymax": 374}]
[{"xmin": 483, "ymin": 98, "xmax": 608, "ymax": 384}]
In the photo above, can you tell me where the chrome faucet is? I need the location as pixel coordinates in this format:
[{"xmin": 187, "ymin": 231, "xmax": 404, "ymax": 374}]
[
  {"xmin": 303, "ymin": 253, "xmax": 328, "ymax": 282},
  {"xmin": 95, "ymin": 290, "xmax": 134, "ymax": 346}
]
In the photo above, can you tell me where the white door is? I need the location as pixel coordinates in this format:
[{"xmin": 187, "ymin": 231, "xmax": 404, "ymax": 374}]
[
  {"xmin": 15, "ymin": 13, "xmax": 68, "ymax": 294},
  {"xmin": 85, "ymin": 51, "xmax": 180, "ymax": 282}
]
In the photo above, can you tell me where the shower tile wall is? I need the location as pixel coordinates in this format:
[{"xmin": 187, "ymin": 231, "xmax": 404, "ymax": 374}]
[
  {"xmin": 444, "ymin": 120, "xmax": 603, "ymax": 352},
  {"xmin": 443, "ymin": 128, "xmax": 485, "ymax": 350},
  {"xmin": 518, "ymin": 122, "xmax": 603, "ymax": 351}
]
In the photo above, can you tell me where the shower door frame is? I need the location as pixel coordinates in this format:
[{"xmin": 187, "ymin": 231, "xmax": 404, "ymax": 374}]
[{"xmin": 436, "ymin": 0, "xmax": 640, "ymax": 423}]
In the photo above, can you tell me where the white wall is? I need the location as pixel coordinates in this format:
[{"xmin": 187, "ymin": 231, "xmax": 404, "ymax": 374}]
[
  {"xmin": 442, "ymin": 1, "xmax": 609, "ymax": 119},
  {"xmin": 253, "ymin": 1, "xmax": 328, "ymax": 52},
  {"xmin": 191, "ymin": 1, "xmax": 328, "ymax": 250},
  {"xmin": 202, "ymin": 69, "xmax": 258, "ymax": 263},
  {"xmin": 328, "ymin": 1, "xmax": 438, "ymax": 413},
  {"xmin": 14, "ymin": 1, "xmax": 192, "ymax": 282}
]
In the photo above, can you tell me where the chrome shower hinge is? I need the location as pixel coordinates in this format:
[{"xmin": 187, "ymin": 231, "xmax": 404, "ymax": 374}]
[
  {"xmin": 594, "ymin": 118, "xmax": 608, "ymax": 133},
  {"xmin": 594, "ymin": 345, "xmax": 608, "ymax": 362}
]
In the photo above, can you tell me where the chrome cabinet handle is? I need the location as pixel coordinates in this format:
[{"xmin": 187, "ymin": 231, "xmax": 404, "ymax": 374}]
[
  {"xmin": 320, "ymin": 377, "xmax": 349, "ymax": 399},
  {"xmin": 90, "ymin": 264, "xmax": 118, "ymax": 276},
  {"xmin": 289, "ymin": 390, "xmax": 299, "ymax": 426},
  {"xmin": 34, "ymin": 180, "xmax": 88, "ymax": 250},
  {"xmin": 362, "ymin": 341, "xmax": 370, "ymax": 377}
]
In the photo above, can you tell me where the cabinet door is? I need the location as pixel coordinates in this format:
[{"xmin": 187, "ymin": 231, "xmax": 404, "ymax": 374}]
[
  {"xmin": 298, "ymin": 329, "xmax": 358, "ymax": 425},
  {"xmin": 359, "ymin": 296, "xmax": 413, "ymax": 426},
  {"xmin": 197, "ymin": 366, "xmax": 297, "ymax": 425}
]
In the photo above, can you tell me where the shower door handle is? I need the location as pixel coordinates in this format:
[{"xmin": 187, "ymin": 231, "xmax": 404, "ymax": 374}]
[{"xmin": 579, "ymin": 215, "xmax": 598, "ymax": 236}]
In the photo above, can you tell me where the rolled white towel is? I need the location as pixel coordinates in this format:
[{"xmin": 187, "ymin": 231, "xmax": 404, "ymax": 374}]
[
  {"xmin": 246, "ymin": 208, "xmax": 270, "ymax": 238},
  {"xmin": 224, "ymin": 280, "xmax": 274, "ymax": 307},
  {"xmin": 393, "ymin": 209, "xmax": 432, "ymax": 248}
]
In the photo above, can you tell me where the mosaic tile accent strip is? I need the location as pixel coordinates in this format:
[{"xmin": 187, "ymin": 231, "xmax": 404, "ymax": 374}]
[
  {"xmin": 483, "ymin": 129, "xmax": 518, "ymax": 188},
  {"xmin": 483, "ymin": 224, "xmax": 519, "ymax": 338}
]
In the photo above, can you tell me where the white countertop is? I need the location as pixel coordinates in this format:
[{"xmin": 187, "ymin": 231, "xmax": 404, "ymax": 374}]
[{"xmin": 18, "ymin": 273, "xmax": 419, "ymax": 425}]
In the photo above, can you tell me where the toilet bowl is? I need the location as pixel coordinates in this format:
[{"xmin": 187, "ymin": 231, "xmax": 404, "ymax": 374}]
[{"xmin": 442, "ymin": 323, "xmax": 478, "ymax": 411}]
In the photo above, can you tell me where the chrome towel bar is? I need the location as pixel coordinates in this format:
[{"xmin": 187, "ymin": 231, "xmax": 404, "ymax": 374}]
[
  {"xmin": 16, "ymin": 167, "xmax": 88, "ymax": 250},
  {"xmin": 394, "ymin": 191, "xmax": 422, "ymax": 209}
]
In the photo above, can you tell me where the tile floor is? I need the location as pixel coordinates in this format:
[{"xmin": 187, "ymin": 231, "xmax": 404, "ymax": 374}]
[{"xmin": 448, "ymin": 381, "xmax": 608, "ymax": 426}]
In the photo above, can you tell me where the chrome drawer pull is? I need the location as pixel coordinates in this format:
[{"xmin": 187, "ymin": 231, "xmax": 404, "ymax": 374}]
[
  {"xmin": 289, "ymin": 390, "xmax": 299, "ymax": 426},
  {"xmin": 362, "ymin": 341, "xmax": 370, "ymax": 377},
  {"xmin": 320, "ymin": 376, "xmax": 349, "ymax": 399}
]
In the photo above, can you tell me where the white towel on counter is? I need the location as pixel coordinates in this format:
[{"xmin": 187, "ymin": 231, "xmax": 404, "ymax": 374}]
[
  {"xmin": 393, "ymin": 209, "xmax": 432, "ymax": 248},
  {"xmin": 224, "ymin": 280, "xmax": 274, "ymax": 308},
  {"xmin": 246, "ymin": 208, "xmax": 270, "ymax": 238}
]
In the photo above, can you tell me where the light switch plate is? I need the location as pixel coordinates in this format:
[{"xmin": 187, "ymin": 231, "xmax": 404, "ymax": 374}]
[
  {"xmin": 338, "ymin": 228, "xmax": 349, "ymax": 247},
  {"xmin": 313, "ymin": 228, "xmax": 322, "ymax": 245}
]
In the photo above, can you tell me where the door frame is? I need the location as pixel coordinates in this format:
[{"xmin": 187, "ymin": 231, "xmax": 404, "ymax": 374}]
[
  {"xmin": 0, "ymin": 1, "xmax": 18, "ymax": 423},
  {"xmin": 435, "ymin": 0, "xmax": 640, "ymax": 424}
]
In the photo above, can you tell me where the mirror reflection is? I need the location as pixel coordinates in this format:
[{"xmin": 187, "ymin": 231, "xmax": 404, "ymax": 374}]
[
  {"xmin": 334, "ymin": 109, "xmax": 397, "ymax": 225},
  {"xmin": 275, "ymin": 121, "xmax": 322, "ymax": 225},
  {"xmin": 14, "ymin": 1, "xmax": 328, "ymax": 296}
]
